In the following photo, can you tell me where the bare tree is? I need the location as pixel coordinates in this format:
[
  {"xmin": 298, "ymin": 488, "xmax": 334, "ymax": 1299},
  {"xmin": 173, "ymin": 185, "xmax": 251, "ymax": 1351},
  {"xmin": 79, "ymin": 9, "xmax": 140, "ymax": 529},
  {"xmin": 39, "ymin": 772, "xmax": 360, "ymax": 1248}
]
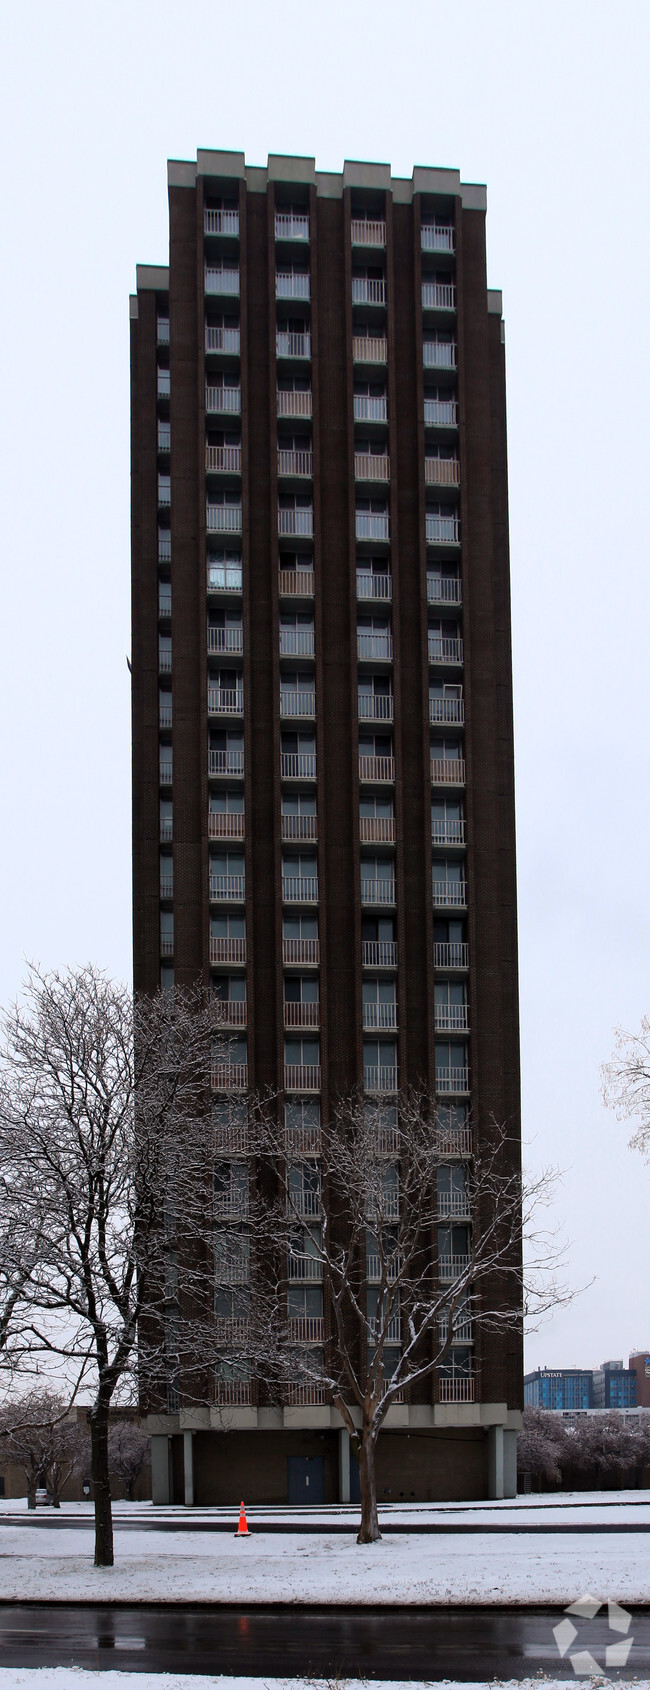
[
  {"xmin": 108, "ymin": 1421, "xmax": 150, "ymax": 1500},
  {"xmin": 0, "ymin": 1390, "xmax": 89, "ymax": 1508},
  {"xmin": 516, "ymin": 1405, "xmax": 567, "ymax": 1486},
  {"xmin": 601, "ymin": 1018, "xmax": 650, "ymax": 1160}
]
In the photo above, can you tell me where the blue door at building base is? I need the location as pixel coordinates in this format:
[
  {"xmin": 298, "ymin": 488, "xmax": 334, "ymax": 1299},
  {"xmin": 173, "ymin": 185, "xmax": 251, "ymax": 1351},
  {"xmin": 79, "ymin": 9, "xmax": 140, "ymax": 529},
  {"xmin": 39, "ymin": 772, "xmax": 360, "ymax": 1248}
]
[{"xmin": 287, "ymin": 1455, "xmax": 324, "ymax": 1504}]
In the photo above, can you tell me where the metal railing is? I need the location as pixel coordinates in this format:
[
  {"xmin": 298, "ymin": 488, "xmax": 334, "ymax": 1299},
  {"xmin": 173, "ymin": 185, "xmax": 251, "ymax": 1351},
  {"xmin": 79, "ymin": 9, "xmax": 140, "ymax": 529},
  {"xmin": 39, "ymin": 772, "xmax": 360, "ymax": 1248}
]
[
  {"xmin": 355, "ymin": 453, "xmax": 390, "ymax": 482},
  {"xmin": 283, "ymin": 937, "xmax": 320, "ymax": 965},
  {"xmin": 366, "ymin": 1253, "xmax": 402, "ymax": 1283},
  {"xmin": 214, "ymin": 1380, "xmax": 251, "ymax": 1404},
  {"xmin": 208, "ymin": 812, "xmax": 245, "ymax": 839},
  {"xmin": 432, "ymin": 818, "xmax": 466, "ymax": 845},
  {"xmin": 159, "ymin": 703, "xmax": 172, "ymax": 729},
  {"xmin": 431, "ymin": 758, "xmax": 465, "ymax": 786},
  {"xmin": 205, "ymin": 266, "xmax": 240, "ymax": 295},
  {"xmin": 279, "ymin": 628, "xmax": 315, "ymax": 655},
  {"xmin": 206, "ymin": 444, "xmax": 241, "ymax": 473},
  {"xmin": 160, "ymin": 878, "xmax": 173, "ymax": 900},
  {"xmin": 275, "ymin": 212, "xmax": 310, "ymax": 241},
  {"xmin": 160, "ymin": 935, "xmax": 173, "ymax": 956},
  {"xmin": 208, "ymin": 688, "xmax": 244, "ymax": 715},
  {"xmin": 352, "ymin": 277, "xmax": 386, "ymax": 305},
  {"xmin": 276, "ymin": 331, "xmax": 311, "ymax": 360},
  {"xmin": 429, "ymin": 696, "xmax": 464, "ymax": 725},
  {"xmin": 423, "ymin": 341, "xmax": 457, "ymax": 371},
  {"xmin": 158, "ymin": 534, "xmax": 171, "ymax": 561},
  {"xmin": 204, "ymin": 208, "xmax": 240, "ymax": 235},
  {"xmin": 428, "ymin": 635, "xmax": 463, "ymax": 664},
  {"xmin": 281, "ymin": 752, "xmax": 316, "ymax": 780},
  {"xmin": 361, "ymin": 878, "xmax": 396, "ymax": 905},
  {"xmin": 208, "ymin": 565, "xmax": 242, "ymax": 593},
  {"xmin": 205, "ymin": 325, "xmax": 241, "ymax": 354},
  {"xmin": 424, "ymin": 398, "xmax": 458, "ymax": 427},
  {"xmin": 439, "ymin": 1376, "xmax": 474, "ymax": 1402},
  {"xmin": 282, "ymin": 876, "xmax": 319, "ymax": 903},
  {"xmin": 356, "ymin": 571, "xmax": 392, "ymax": 601},
  {"xmin": 208, "ymin": 626, "xmax": 244, "ymax": 654},
  {"xmin": 288, "ymin": 1254, "xmax": 323, "ymax": 1281},
  {"xmin": 425, "ymin": 457, "xmax": 460, "ymax": 487},
  {"xmin": 360, "ymin": 816, "xmax": 395, "ymax": 843},
  {"xmin": 281, "ymin": 814, "xmax": 318, "ymax": 842},
  {"xmin": 434, "ymin": 942, "xmax": 469, "ymax": 969},
  {"xmin": 285, "ymin": 1124, "xmax": 321, "ymax": 1155},
  {"xmin": 213, "ymin": 1259, "xmax": 249, "ymax": 1284},
  {"xmin": 159, "ymin": 760, "xmax": 173, "ymax": 785},
  {"xmin": 353, "ymin": 334, "xmax": 387, "ymax": 363},
  {"xmin": 214, "ymin": 1001, "xmax": 247, "ymax": 1028},
  {"xmin": 160, "ymin": 817, "xmax": 173, "ymax": 842},
  {"xmin": 214, "ymin": 1317, "xmax": 250, "ymax": 1342},
  {"xmin": 157, "ymin": 371, "xmax": 170, "ymax": 397},
  {"xmin": 210, "ymin": 874, "xmax": 246, "ymax": 902},
  {"xmin": 284, "ymin": 1063, "xmax": 321, "ymax": 1093},
  {"xmin": 362, "ymin": 1002, "xmax": 398, "ymax": 1030},
  {"xmin": 211, "ymin": 1063, "xmax": 248, "ymax": 1092},
  {"xmin": 422, "ymin": 282, "xmax": 456, "ymax": 311},
  {"xmin": 159, "ymin": 650, "xmax": 172, "ymax": 673},
  {"xmin": 214, "ymin": 1192, "xmax": 249, "ymax": 1219},
  {"xmin": 354, "ymin": 394, "xmax": 387, "ymax": 422},
  {"xmin": 426, "ymin": 513, "xmax": 460, "ymax": 545},
  {"xmin": 428, "ymin": 577, "xmax": 462, "ymax": 607},
  {"xmin": 278, "ymin": 447, "xmax": 313, "ymax": 476},
  {"xmin": 359, "ymin": 755, "xmax": 395, "ymax": 783},
  {"xmin": 432, "ymin": 879, "xmax": 467, "ymax": 907},
  {"xmin": 209, "ymin": 749, "xmax": 245, "ymax": 776},
  {"xmin": 206, "ymin": 386, "xmax": 241, "ymax": 414},
  {"xmin": 214, "ymin": 1123, "xmax": 249, "ymax": 1153},
  {"xmin": 284, "ymin": 1001, "xmax": 320, "ymax": 1028},
  {"xmin": 357, "ymin": 633, "xmax": 393, "ymax": 661},
  {"xmin": 158, "ymin": 594, "xmax": 172, "ymax": 618},
  {"xmin": 421, "ymin": 224, "xmax": 454, "ymax": 253},
  {"xmin": 280, "ymin": 690, "xmax": 316, "ymax": 718},
  {"xmin": 278, "ymin": 508, "xmax": 314, "ymax": 537},
  {"xmin": 437, "ymin": 1191, "xmax": 471, "ymax": 1218},
  {"xmin": 286, "ymin": 1382, "xmax": 325, "ymax": 1403},
  {"xmin": 358, "ymin": 693, "xmax": 393, "ymax": 721},
  {"xmin": 438, "ymin": 1125, "xmax": 472, "ymax": 1157},
  {"xmin": 279, "ymin": 568, "xmax": 314, "ymax": 597},
  {"xmin": 277, "ymin": 388, "xmax": 312, "ymax": 418},
  {"xmin": 288, "ymin": 1188, "xmax": 321, "ymax": 1218},
  {"xmin": 276, "ymin": 272, "xmax": 310, "ymax": 300},
  {"xmin": 210, "ymin": 937, "xmax": 246, "ymax": 964},
  {"xmin": 364, "ymin": 1066, "xmax": 398, "ymax": 1094},
  {"xmin": 207, "ymin": 505, "xmax": 242, "ymax": 534},
  {"xmin": 436, "ymin": 1066, "xmax": 470, "ymax": 1095},
  {"xmin": 362, "ymin": 940, "xmax": 397, "ymax": 968},
  {"xmin": 438, "ymin": 1253, "xmax": 471, "ymax": 1282},
  {"xmin": 351, "ymin": 218, "xmax": 386, "ymax": 246},
  {"xmin": 158, "ymin": 478, "xmax": 171, "ymax": 506},
  {"xmin": 288, "ymin": 1316, "xmax": 323, "ymax": 1342},
  {"xmin": 157, "ymin": 317, "xmax": 170, "ymax": 344},
  {"xmin": 434, "ymin": 1004, "xmax": 469, "ymax": 1032}
]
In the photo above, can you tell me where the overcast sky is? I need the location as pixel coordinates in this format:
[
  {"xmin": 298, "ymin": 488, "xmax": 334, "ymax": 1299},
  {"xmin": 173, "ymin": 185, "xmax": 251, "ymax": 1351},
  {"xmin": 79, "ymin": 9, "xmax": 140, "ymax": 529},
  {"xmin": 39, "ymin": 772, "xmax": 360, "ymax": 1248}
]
[{"xmin": 1, "ymin": 0, "xmax": 649, "ymax": 1373}]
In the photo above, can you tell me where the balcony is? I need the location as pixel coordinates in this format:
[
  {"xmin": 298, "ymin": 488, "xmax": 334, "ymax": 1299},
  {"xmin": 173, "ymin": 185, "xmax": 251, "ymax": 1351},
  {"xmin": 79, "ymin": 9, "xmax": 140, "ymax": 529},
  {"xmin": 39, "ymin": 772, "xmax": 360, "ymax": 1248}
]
[
  {"xmin": 360, "ymin": 816, "xmax": 395, "ymax": 844},
  {"xmin": 366, "ymin": 1253, "xmax": 402, "ymax": 1283},
  {"xmin": 361, "ymin": 878, "xmax": 396, "ymax": 906},
  {"xmin": 279, "ymin": 628, "xmax": 315, "ymax": 657},
  {"xmin": 211, "ymin": 1062, "xmax": 248, "ymax": 1092},
  {"xmin": 355, "ymin": 453, "xmax": 390, "ymax": 483},
  {"xmin": 205, "ymin": 266, "xmax": 240, "ymax": 296},
  {"xmin": 159, "ymin": 649, "xmax": 172, "ymax": 673},
  {"xmin": 356, "ymin": 570, "xmax": 392, "ymax": 603},
  {"xmin": 438, "ymin": 1254, "xmax": 471, "ymax": 1284},
  {"xmin": 276, "ymin": 331, "xmax": 311, "ymax": 360},
  {"xmin": 429, "ymin": 696, "xmax": 464, "ymax": 726},
  {"xmin": 214, "ymin": 1122, "xmax": 249, "ymax": 1153},
  {"xmin": 362, "ymin": 1002, "xmax": 398, "ymax": 1030},
  {"xmin": 278, "ymin": 508, "xmax": 314, "ymax": 538},
  {"xmin": 157, "ymin": 317, "xmax": 169, "ymax": 344},
  {"xmin": 432, "ymin": 879, "xmax": 467, "ymax": 908},
  {"xmin": 434, "ymin": 1004, "xmax": 469, "ymax": 1033},
  {"xmin": 288, "ymin": 1316, "xmax": 323, "ymax": 1343},
  {"xmin": 364, "ymin": 1066, "xmax": 398, "ymax": 1094},
  {"xmin": 282, "ymin": 876, "xmax": 319, "ymax": 903},
  {"xmin": 214, "ymin": 1380, "xmax": 251, "ymax": 1404},
  {"xmin": 160, "ymin": 816, "xmax": 173, "ymax": 843},
  {"xmin": 158, "ymin": 533, "xmax": 171, "ymax": 561},
  {"xmin": 439, "ymin": 1376, "xmax": 474, "ymax": 1403},
  {"xmin": 278, "ymin": 447, "xmax": 313, "ymax": 477},
  {"xmin": 288, "ymin": 1188, "xmax": 321, "ymax": 1219},
  {"xmin": 159, "ymin": 703, "xmax": 172, "ymax": 729},
  {"xmin": 276, "ymin": 272, "xmax": 310, "ymax": 301},
  {"xmin": 160, "ymin": 935, "xmax": 173, "ymax": 957},
  {"xmin": 425, "ymin": 457, "xmax": 460, "ymax": 489},
  {"xmin": 286, "ymin": 1383, "xmax": 325, "ymax": 1405},
  {"xmin": 421, "ymin": 224, "xmax": 454, "ymax": 254},
  {"xmin": 205, "ymin": 325, "xmax": 240, "ymax": 354},
  {"xmin": 204, "ymin": 208, "xmax": 239, "ymax": 236},
  {"xmin": 357, "ymin": 633, "xmax": 393, "ymax": 661},
  {"xmin": 423, "ymin": 343, "xmax": 457, "ymax": 375},
  {"xmin": 281, "ymin": 752, "xmax": 316, "ymax": 781},
  {"xmin": 424, "ymin": 398, "xmax": 458, "ymax": 428},
  {"xmin": 208, "ymin": 627, "xmax": 243, "ymax": 656},
  {"xmin": 426, "ymin": 513, "xmax": 460, "ymax": 547},
  {"xmin": 157, "ymin": 370, "xmax": 170, "ymax": 399},
  {"xmin": 437, "ymin": 1191, "xmax": 471, "ymax": 1219},
  {"xmin": 428, "ymin": 576, "xmax": 462, "ymax": 608},
  {"xmin": 432, "ymin": 818, "xmax": 466, "ymax": 846},
  {"xmin": 422, "ymin": 282, "xmax": 456, "ymax": 311},
  {"xmin": 214, "ymin": 1191, "xmax": 249, "ymax": 1220},
  {"xmin": 280, "ymin": 690, "xmax": 316, "ymax": 718},
  {"xmin": 434, "ymin": 942, "xmax": 469, "ymax": 970},
  {"xmin": 214, "ymin": 1258, "xmax": 249, "ymax": 1288},
  {"xmin": 159, "ymin": 760, "xmax": 172, "ymax": 786},
  {"xmin": 210, "ymin": 874, "xmax": 246, "ymax": 902},
  {"xmin": 160, "ymin": 877, "xmax": 173, "ymax": 900},
  {"xmin": 288, "ymin": 1254, "xmax": 323, "ymax": 1282},
  {"xmin": 275, "ymin": 212, "xmax": 309, "ymax": 241},
  {"xmin": 209, "ymin": 750, "xmax": 244, "ymax": 777},
  {"xmin": 214, "ymin": 1000, "xmax": 247, "ymax": 1028},
  {"xmin": 279, "ymin": 568, "xmax": 314, "ymax": 598},
  {"xmin": 359, "ymin": 755, "xmax": 394, "ymax": 784},
  {"xmin": 283, "ymin": 938, "xmax": 320, "ymax": 965},
  {"xmin": 436, "ymin": 1066, "xmax": 470, "ymax": 1096},
  {"xmin": 206, "ymin": 386, "xmax": 241, "ymax": 415},
  {"xmin": 208, "ymin": 564, "xmax": 242, "ymax": 594},
  {"xmin": 210, "ymin": 937, "xmax": 246, "ymax": 964},
  {"xmin": 358, "ymin": 693, "xmax": 393, "ymax": 722},
  {"xmin": 159, "ymin": 593, "xmax": 172, "ymax": 619},
  {"xmin": 277, "ymin": 389, "xmax": 312, "ymax": 418},
  {"xmin": 437, "ymin": 1124, "xmax": 472, "ymax": 1157},
  {"xmin": 351, "ymin": 218, "xmax": 386, "ymax": 247},
  {"xmin": 284, "ymin": 1001, "xmax": 320, "ymax": 1029},
  {"xmin": 158, "ymin": 477, "xmax": 171, "ymax": 507},
  {"xmin": 353, "ymin": 334, "xmax": 387, "ymax": 364},
  {"xmin": 207, "ymin": 505, "xmax": 242, "ymax": 535},
  {"xmin": 352, "ymin": 277, "xmax": 386, "ymax": 306},
  {"xmin": 206, "ymin": 445, "xmax": 241, "ymax": 473},
  {"xmin": 428, "ymin": 635, "xmax": 463, "ymax": 666},
  {"xmin": 208, "ymin": 811, "xmax": 245, "ymax": 840},
  {"xmin": 282, "ymin": 813, "xmax": 318, "ymax": 842},
  {"xmin": 214, "ymin": 1316, "xmax": 250, "ymax": 1342},
  {"xmin": 431, "ymin": 758, "xmax": 465, "ymax": 786},
  {"xmin": 285, "ymin": 1123, "xmax": 321, "ymax": 1155},
  {"xmin": 362, "ymin": 940, "xmax": 397, "ymax": 968},
  {"xmin": 208, "ymin": 687, "xmax": 244, "ymax": 716},
  {"xmin": 353, "ymin": 395, "xmax": 388, "ymax": 427}
]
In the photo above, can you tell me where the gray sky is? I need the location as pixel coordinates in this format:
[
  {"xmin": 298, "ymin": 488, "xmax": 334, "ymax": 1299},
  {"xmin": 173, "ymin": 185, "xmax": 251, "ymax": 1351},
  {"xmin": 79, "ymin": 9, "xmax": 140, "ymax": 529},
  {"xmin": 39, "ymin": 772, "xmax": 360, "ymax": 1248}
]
[{"xmin": 1, "ymin": 0, "xmax": 649, "ymax": 1373}]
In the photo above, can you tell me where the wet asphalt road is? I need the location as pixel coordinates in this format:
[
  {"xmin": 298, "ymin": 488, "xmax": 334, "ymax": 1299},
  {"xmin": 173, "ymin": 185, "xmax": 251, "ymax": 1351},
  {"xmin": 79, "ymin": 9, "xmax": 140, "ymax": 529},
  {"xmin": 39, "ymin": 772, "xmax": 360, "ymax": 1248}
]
[{"xmin": 1, "ymin": 1602, "xmax": 650, "ymax": 1679}]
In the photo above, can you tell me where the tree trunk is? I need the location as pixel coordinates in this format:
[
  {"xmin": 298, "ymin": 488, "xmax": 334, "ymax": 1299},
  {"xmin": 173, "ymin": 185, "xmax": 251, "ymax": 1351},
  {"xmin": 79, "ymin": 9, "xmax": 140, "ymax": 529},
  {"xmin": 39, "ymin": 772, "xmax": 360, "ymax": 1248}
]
[
  {"xmin": 90, "ymin": 1404, "xmax": 114, "ymax": 1567},
  {"xmin": 27, "ymin": 1484, "xmax": 36, "ymax": 1510},
  {"xmin": 357, "ymin": 1431, "xmax": 381, "ymax": 1544}
]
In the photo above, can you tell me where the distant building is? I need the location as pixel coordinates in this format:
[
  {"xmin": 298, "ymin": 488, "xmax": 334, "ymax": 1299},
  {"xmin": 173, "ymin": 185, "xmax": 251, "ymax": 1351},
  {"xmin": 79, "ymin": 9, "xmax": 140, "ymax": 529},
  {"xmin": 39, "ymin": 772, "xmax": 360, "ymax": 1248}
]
[
  {"xmin": 629, "ymin": 1352, "xmax": 650, "ymax": 1408},
  {"xmin": 592, "ymin": 1359, "xmax": 637, "ymax": 1409},
  {"xmin": 525, "ymin": 1357, "xmax": 645, "ymax": 1413},
  {"xmin": 524, "ymin": 1369, "xmax": 593, "ymax": 1411}
]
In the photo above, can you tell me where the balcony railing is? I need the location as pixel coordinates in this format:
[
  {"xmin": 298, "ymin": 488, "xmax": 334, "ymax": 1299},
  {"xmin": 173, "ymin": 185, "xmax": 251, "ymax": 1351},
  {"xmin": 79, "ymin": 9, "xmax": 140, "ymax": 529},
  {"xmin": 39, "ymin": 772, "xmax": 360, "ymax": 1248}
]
[
  {"xmin": 208, "ymin": 811, "xmax": 245, "ymax": 840},
  {"xmin": 366, "ymin": 1253, "xmax": 402, "ymax": 1283},
  {"xmin": 432, "ymin": 818, "xmax": 466, "ymax": 846},
  {"xmin": 278, "ymin": 508, "xmax": 314, "ymax": 537},
  {"xmin": 429, "ymin": 696, "xmax": 464, "ymax": 726},
  {"xmin": 353, "ymin": 334, "xmax": 387, "ymax": 364},
  {"xmin": 352, "ymin": 277, "xmax": 386, "ymax": 305},
  {"xmin": 278, "ymin": 448, "xmax": 313, "ymax": 477},
  {"xmin": 434, "ymin": 942, "xmax": 469, "ymax": 970},
  {"xmin": 283, "ymin": 937, "xmax": 320, "ymax": 965},
  {"xmin": 360, "ymin": 816, "xmax": 395, "ymax": 843},
  {"xmin": 281, "ymin": 752, "xmax": 316, "ymax": 780},
  {"xmin": 276, "ymin": 272, "xmax": 310, "ymax": 300},
  {"xmin": 280, "ymin": 690, "xmax": 316, "ymax": 718},
  {"xmin": 428, "ymin": 635, "xmax": 463, "ymax": 665},
  {"xmin": 157, "ymin": 317, "xmax": 170, "ymax": 344},
  {"xmin": 208, "ymin": 565, "xmax": 242, "ymax": 594},
  {"xmin": 158, "ymin": 534, "xmax": 171, "ymax": 561},
  {"xmin": 204, "ymin": 208, "xmax": 240, "ymax": 235},
  {"xmin": 276, "ymin": 331, "xmax": 311, "ymax": 361},
  {"xmin": 428, "ymin": 577, "xmax": 462, "ymax": 608},
  {"xmin": 422, "ymin": 282, "xmax": 456, "ymax": 311},
  {"xmin": 160, "ymin": 935, "xmax": 173, "ymax": 957},
  {"xmin": 158, "ymin": 478, "xmax": 171, "ymax": 507},
  {"xmin": 282, "ymin": 876, "xmax": 319, "ymax": 903},
  {"xmin": 159, "ymin": 761, "xmax": 172, "ymax": 785},
  {"xmin": 421, "ymin": 224, "xmax": 454, "ymax": 253},
  {"xmin": 364, "ymin": 1066, "xmax": 398, "ymax": 1094},
  {"xmin": 279, "ymin": 628, "xmax": 315, "ymax": 656},
  {"xmin": 205, "ymin": 266, "xmax": 240, "ymax": 295},
  {"xmin": 356, "ymin": 571, "xmax": 392, "ymax": 602},
  {"xmin": 206, "ymin": 385, "xmax": 241, "ymax": 415},
  {"xmin": 437, "ymin": 1191, "xmax": 471, "ymax": 1219},
  {"xmin": 214, "ymin": 1380, "xmax": 251, "ymax": 1404},
  {"xmin": 439, "ymin": 1376, "xmax": 474, "ymax": 1403},
  {"xmin": 208, "ymin": 687, "xmax": 244, "ymax": 716},
  {"xmin": 362, "ymin": 940, "xmax": 397, "ymax": 968},
  {"xmin": 288, "ymin": 1190, "xmax": 321, "ymax": 1221},
  {"xmin": 285, "ymin": 1064, "xmax": 321, "ymax": 1093},
  {"xmin": 281, "ymin": 813, "xmax": 318, "ymax": 842},
  {"xmin": 208, "ymin": 628, "xmax": 244, "ymax": 659},
  {"xmin": 210, "ymin": 937, "xmax": 246, "ymax": 964},
  {"xmin": 211, "ymin": 1063, "xmax": 248, "ymax": 1091},
  {"xmin": 358, "ymin": 694, "xmax": 393, "ymax": 723},
  {"xmin": 286, "ymin": 1382, "xmax": 325, "ymax": 1404},
  {"xmin": 431, "ymin": 758, "xmax": 465, "ymax": 786},
  {"xmin": 209, "ymin": 750, "xmax": 244, "ymax": 777},
  {"xmin": 279, "ymin": 568, "xmax": 314, "ymax": 598},
  {"xmin": 436, "ymin": 1066, "xmax": 470, "ymax": 1095},
  {"xmin": 160, "ymin": 878, "xmax": 173, "ymax": 900},
  {"xmin": 355, "ymin": 453, "xmax": 390, "ymax": 482},
  {"xmin": 285, "ymin": 1124, "xmax": 322, "ymax": 1155},
  {"xmin": 207, "ymin": 505, "xmax": 242, "ymax": 535},
  {"xmin": 359, "ymin": 755, "xmax": 395, "ymax": 783},
  {"xmin": 425, "ymin": 457, "xmax": 460, "ymax": 488},
  {"xmin": 206, "ymin": 444, "xmax": 242, "ymax": 473},
  {"xmin": 159, "ymin": 704, "xmax": 172, "ymax": 729},
  {"xmin": 362, "ymin": 1002, "xmax": 398, "ymax": 1030},
  {"xmin": 288, "ymin": 1254, "xmax": 323, "ymax": 1281},
  {"xmin": 432, "ymin": 879, "xmax": 467, "ymax": 908},
  {"xmin": 205, "ymin": 325, "xmax": 241, "ymax": 354},
  {"xmin": 284, "ymin": 1001, "xmax": 320, "ymax": 1029},
  {"xmin": 159, "ymin": 650, "xmax": 172, "ymax": 673},
  {"xmin": 357, "ymin": 633, "xmax": 393, "ymax": 661},
  {"xmin": 438, "ymin": 1253, "xmax": 471, "ymax": 1283},
  {"xmin": 288, "ymin": 1316, "xmax": 323, "ymax": 1343},
  {"xmin": 354, "ymin": 394, "xmax": 388, "ymax": 423},
  {"xmin": 214, "ymin": 1122, "xmax": 249, "ymax": 1153},
  {"xmin": 438, "ymin": 1125, "xmax": 472, "ymax": 1157},
  {"xmin": 160, "ymin": 817, "xmax": 173, "ymax": 842},
  {"xmin": 434, "ymin": 1004, "xmax": 469, "ymax": 1032},
  {"xmin": 423, "ymin": 342, "xmax": 457, "ymax": 374},
  {"xmin": 351, "ymin": 218, "xmax": 386, "ymax": 247},
  {"xmin": 159, "ymin": 594, "xmax": 172, "ymax": 619},
  {"xmin": 275, "ymin": 212, "xmax": 309, "ymax": 241},
  {"xmin": 424, "ymin": 398, "xmax": 458, "ymax": 428},
  {"xmin": 213, "ymin": 1259, "xmax": 249, "ymax": 1285},
  {"xmin": 214, "ymin": 1192, "xmax": 249, "ymax": 1219},
  {"xmin": 214, "ymin": 1000, "xmax": 247, "ymax": 1028},
  {"xmin": 427, "ymin": 513, "xmax": 460, "ymax": 546},
  {"xmin": 361, "ymin": 878, "xmax": 396, "ymax": 905},
  {"xmin": 277, "ymin": 389, "xmax": 312, "ymax": 418},
  {"xmin": 214, "ymin": 1316, "xmax": 250, "ymax": 1342},
  {"xmin": 210, "ymin": 874, "xmax": 246, "ymax": 902}
]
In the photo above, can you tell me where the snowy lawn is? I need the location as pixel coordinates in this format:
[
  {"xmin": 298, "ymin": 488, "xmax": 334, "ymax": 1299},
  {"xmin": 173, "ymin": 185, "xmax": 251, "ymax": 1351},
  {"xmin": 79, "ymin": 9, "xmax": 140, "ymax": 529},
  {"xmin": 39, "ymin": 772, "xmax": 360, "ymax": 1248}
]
[{"xmin": 0, "ymin": 1678, "xmax": 643, "ymax": 1690}]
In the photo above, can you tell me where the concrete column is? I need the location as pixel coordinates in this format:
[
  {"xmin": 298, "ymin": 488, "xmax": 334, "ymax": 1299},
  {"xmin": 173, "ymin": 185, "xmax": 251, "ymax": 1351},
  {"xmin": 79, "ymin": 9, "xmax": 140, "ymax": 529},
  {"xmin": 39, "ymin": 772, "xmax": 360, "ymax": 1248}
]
[
  {"xmin": 151, "ymin": 1435, "xmax": 171, "ymax": 1505},
  {"xmin": 487, "ymin": 1423, "xmax": 504, "ymax": 1498},
  {"xmin": 338, "ymin": 1426, "xmax": 350, "ymax": 1502},
  {"xmin": 183, "ymin": 1429, "xmax": 194, "ymax": 1507},
  {"xmin": 503, "ymin": 1429, "xmax": 517, "ymax": 1498}
]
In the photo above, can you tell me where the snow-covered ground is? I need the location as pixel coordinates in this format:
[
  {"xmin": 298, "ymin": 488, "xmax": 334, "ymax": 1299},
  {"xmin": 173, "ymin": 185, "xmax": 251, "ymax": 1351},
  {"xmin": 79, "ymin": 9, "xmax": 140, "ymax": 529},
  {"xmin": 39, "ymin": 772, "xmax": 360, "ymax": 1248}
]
[{"xmin": 0, "ymin": 1678, "xmax": 642, "ymax": 1690}]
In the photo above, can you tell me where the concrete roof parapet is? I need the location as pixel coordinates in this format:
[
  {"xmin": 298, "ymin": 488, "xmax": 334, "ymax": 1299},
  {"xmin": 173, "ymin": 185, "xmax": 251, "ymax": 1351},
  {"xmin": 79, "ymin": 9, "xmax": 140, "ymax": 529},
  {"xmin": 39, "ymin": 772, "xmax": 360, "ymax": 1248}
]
[
  {"xmin": 136, "ymin": 264, "xmax": 169, "ymax": 292},
  {"xmin": 413, "ymin": 166, "xmax": 461, "ymax": 197},
  {"xmin": 168, "ymin": 159, "xmax": 197, "ymax": 188},
  {"xmin": 343, "ymin": 159, "xmax": 392, "ymax": 191},
  {"xmin": 268, "ymin": 153, "xmax": 316, "ymax": 183},
  {"xmin": 196, "ymin": 149, "xmax": 246, "ymax": 179}
]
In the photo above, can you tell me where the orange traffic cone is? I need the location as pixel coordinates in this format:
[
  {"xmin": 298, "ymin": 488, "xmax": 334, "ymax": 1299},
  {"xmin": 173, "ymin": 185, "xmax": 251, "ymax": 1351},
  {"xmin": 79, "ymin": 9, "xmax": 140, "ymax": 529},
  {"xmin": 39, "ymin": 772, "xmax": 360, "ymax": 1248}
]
[{"xmin": 235, "ymin": 1499, "xmax": 250, "ymax": 1537}]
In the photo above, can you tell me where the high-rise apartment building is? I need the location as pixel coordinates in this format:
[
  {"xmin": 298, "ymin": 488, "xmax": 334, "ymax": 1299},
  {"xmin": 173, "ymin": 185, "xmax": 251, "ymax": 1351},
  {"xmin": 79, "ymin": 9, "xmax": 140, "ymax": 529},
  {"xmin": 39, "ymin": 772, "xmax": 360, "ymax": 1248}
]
[{"xmin": 130, "ymin": 151, "xmax": 521, "ymax": 1505}]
